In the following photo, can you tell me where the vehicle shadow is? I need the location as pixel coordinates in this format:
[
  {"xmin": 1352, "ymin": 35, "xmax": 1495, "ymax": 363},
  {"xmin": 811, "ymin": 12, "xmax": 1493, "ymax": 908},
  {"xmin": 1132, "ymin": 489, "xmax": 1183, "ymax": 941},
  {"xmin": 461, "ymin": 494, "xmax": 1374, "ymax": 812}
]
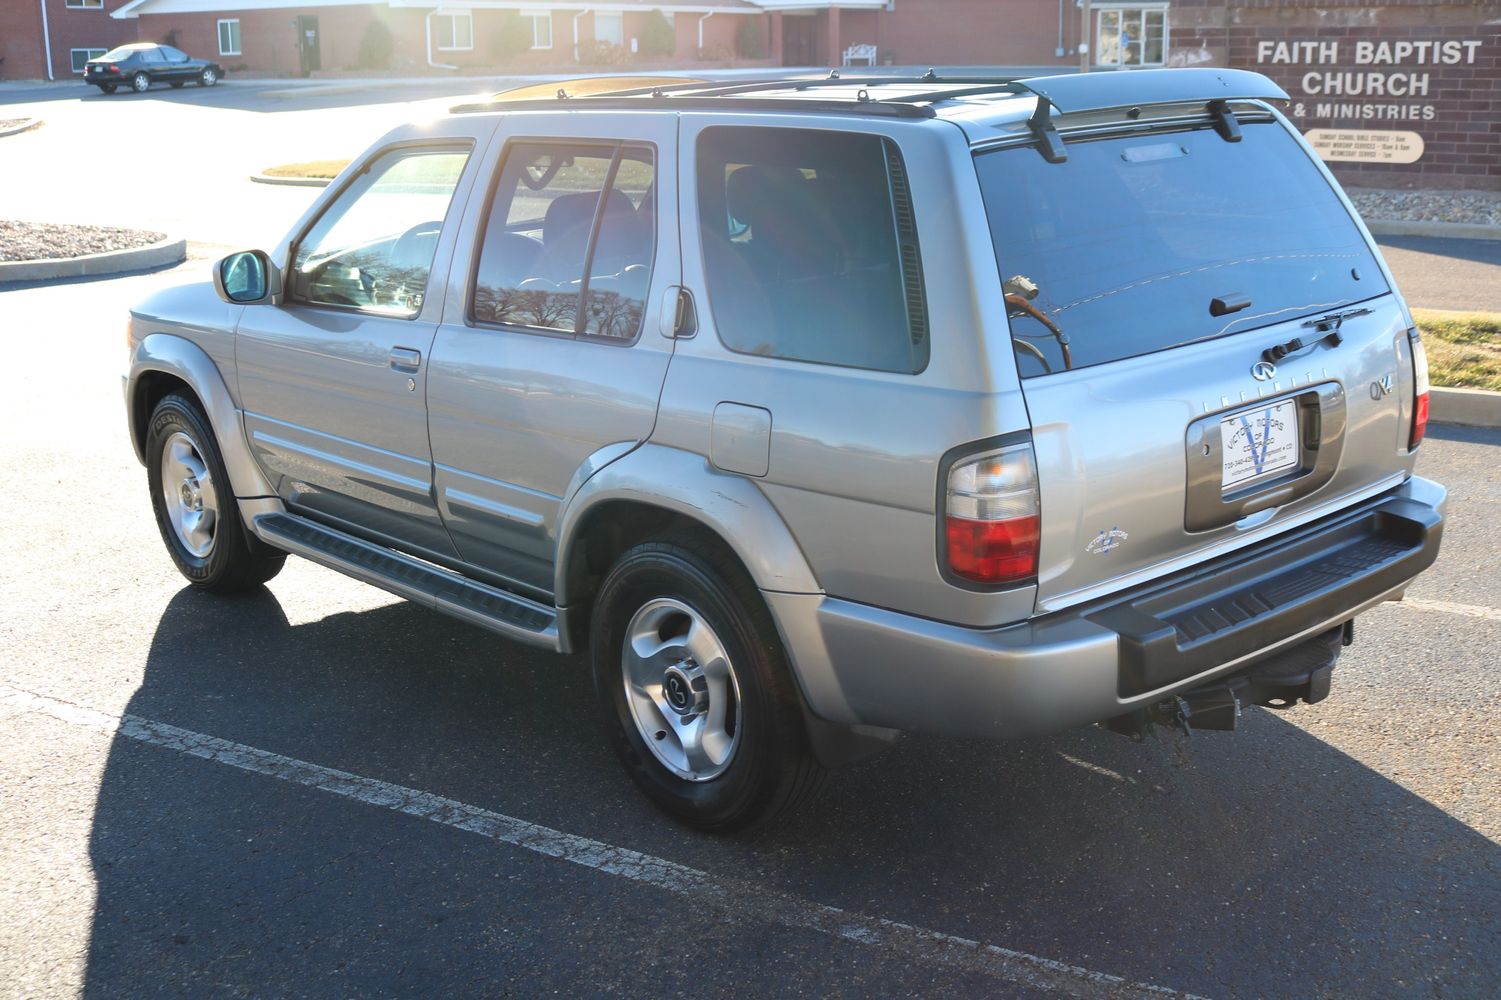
[{"xmin": 85, "ymin": 586, "xmax": 1500, "ymax": 997}]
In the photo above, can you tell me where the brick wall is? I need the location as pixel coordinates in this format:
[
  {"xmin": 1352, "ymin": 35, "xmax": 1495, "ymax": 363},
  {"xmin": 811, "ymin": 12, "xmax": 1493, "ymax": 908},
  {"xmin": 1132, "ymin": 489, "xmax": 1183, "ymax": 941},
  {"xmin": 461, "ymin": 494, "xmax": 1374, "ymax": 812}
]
[
  {"xmin": 46, "ymin": 0, "xmax": 139, "ymax": 76},
  {"xmin": 0, "ymin": 2, "xmax": 47, "ymax": 80}
]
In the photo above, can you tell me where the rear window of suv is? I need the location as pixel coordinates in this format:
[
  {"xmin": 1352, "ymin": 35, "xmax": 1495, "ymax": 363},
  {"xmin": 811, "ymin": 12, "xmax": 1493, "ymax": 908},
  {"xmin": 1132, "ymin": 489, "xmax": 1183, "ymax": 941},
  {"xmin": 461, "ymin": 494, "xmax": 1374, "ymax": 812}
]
[{"xmin": 976, "ymin": 121, "xmax": 1388, "ymax": 377}]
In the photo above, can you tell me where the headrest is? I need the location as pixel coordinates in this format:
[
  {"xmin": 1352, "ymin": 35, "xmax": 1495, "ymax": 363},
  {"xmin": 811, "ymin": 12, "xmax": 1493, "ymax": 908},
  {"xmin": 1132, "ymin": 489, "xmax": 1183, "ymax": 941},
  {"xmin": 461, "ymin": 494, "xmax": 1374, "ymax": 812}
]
[{"xmin": 725, "ymin": 165, "xmax": 807, "ymax": 229}]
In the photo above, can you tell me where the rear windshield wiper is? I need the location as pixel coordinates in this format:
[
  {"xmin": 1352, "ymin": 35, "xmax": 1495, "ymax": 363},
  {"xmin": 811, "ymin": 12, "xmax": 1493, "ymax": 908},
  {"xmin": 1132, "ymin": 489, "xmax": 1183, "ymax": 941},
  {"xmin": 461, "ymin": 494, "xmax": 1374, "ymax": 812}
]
[{"xmin": 1263, "ymin": 307, "xmax": 1374, "ymax": 362}]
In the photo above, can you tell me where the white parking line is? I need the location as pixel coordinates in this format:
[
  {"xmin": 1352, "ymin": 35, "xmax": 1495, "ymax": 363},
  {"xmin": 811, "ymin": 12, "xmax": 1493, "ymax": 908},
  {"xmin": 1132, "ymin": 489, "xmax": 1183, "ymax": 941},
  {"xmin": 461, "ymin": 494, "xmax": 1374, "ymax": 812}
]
[
  {"xmin": 1389, "ymin": 597, "xmax": 1501, "ymax": 623},
  {"xmin": 0, "ymin": 681, "xmax": 1203, "ymax": 1000}
]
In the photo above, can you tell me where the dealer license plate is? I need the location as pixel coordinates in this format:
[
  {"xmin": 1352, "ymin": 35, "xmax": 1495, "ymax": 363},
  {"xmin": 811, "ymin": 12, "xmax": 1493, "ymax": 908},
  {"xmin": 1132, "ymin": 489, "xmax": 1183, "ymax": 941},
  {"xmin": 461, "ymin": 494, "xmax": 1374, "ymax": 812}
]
[{"xmin": 1220, "ymin": 399, "xmax": 1300, "ymax": 490}]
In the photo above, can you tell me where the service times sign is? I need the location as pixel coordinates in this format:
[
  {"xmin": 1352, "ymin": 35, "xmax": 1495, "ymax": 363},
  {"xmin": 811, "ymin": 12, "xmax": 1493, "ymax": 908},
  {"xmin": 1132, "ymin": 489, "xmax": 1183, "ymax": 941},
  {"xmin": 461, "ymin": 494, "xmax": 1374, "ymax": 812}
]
[{"xmin": 1253, "ymin": 34, "xmax": 1489, "ymax": 168}]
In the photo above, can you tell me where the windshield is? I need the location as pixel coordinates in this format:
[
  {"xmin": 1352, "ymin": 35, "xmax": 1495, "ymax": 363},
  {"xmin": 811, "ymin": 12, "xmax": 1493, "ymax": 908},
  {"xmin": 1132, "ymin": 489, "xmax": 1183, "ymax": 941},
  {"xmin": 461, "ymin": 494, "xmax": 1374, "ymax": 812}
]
[{"xmin": 975, "ymin": 121, "xmax": 1387, "ymax": 377}]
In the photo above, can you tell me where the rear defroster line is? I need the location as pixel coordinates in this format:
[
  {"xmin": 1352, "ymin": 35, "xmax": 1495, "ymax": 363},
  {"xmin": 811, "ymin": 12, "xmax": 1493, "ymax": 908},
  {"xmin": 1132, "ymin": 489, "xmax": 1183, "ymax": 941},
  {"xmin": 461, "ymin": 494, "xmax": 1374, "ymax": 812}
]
[{"xmin": 0, "ymin": 681, "xmax": 1205, "ymax": 1000}]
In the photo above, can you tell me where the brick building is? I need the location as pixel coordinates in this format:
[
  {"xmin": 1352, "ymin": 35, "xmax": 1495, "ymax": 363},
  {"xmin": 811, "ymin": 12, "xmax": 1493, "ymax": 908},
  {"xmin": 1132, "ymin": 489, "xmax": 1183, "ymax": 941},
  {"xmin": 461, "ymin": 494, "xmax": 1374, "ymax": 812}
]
[
  {"xmin": 2, "ymin": 1, "xmax": 1495, "ymax": 188},
  {"xmin": 1, "ymin": 0, "xmax": 139, "ymax": 81}
]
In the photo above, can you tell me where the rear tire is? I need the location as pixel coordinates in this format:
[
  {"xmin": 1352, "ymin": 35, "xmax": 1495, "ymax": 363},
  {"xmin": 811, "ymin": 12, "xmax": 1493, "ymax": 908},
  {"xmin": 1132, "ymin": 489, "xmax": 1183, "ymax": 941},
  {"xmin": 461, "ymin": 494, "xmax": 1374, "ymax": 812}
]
[
  {"xmin": 591, "ymin": 536, "xmax": 824, "ymax": 832},
  {"xmin": 146, "ymin": 393, "xmax": 285, "ymax": 593},
  {"xmin": 97, "ymin": 84, "xmax": 117, "ymax": 95},
  {"xmin": 131, "ymin": 72, "xmax": 150, "ymax": 93}
]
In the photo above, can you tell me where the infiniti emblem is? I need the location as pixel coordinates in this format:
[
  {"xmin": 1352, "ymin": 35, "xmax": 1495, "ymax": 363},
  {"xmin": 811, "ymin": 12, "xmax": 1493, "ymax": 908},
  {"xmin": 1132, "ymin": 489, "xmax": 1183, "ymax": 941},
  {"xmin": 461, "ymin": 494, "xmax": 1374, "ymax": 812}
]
[{"xmin": 1251, "ymin": 360, "xmax": 1277, "ymax": 381}]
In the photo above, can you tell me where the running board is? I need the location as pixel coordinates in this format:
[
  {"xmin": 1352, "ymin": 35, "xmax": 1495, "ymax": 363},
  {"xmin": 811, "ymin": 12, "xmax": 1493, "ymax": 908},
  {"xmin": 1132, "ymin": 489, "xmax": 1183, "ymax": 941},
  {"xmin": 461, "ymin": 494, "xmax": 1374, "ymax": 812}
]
[{"xmin": 253, "ymin": 513, "xmax": 561, "ymax": 652}]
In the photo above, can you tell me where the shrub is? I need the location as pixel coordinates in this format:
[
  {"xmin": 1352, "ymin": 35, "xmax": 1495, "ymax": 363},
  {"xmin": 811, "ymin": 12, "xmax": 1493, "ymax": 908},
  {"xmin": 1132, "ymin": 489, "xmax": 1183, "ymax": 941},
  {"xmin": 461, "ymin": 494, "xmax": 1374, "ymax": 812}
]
[
  {"xmin": 638, "ymin": 11, "xmax": 676, "ymax": 58},
  {"xmin": 579, "ymin": 40, "xmax": 623, "ymax": 66},
  {"xmin": 355, "ymin": 21, "xmax": 395, "ymax": 70},
  {"xmin": 736, "ymin": 18, "xmax": 766, "ymax": 59},
  {"xmin": 491, "ymin": 12, "xmax": 532, "ymax": 61}
]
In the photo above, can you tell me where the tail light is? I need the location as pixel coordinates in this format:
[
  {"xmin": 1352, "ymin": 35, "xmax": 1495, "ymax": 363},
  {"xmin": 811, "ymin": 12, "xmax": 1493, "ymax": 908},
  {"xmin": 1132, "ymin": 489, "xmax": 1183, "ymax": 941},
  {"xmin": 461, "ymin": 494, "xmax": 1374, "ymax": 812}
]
[
  {"xmin": 1409, "ymin": 329, "xmax": 1429, "ymax": 450},
  {"xmin": 943, "ymin": 441, "xmax": 1040, "ymax": 585}
]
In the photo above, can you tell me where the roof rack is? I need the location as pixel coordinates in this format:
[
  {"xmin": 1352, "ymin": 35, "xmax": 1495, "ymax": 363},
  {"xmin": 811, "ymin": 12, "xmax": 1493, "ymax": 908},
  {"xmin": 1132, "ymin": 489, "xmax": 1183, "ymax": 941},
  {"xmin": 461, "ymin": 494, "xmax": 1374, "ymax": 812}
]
[{"xmin": 449, "ymin": 68, "xmax": 1290, "ymax": 136}]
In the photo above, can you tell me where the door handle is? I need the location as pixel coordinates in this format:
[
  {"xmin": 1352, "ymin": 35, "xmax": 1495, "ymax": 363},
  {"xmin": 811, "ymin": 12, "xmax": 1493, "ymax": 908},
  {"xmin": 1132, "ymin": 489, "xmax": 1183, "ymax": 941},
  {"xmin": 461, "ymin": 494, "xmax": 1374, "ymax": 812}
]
[{"xmin": 389, "ymin": 347, "xmax": 422, "ymax": 371}]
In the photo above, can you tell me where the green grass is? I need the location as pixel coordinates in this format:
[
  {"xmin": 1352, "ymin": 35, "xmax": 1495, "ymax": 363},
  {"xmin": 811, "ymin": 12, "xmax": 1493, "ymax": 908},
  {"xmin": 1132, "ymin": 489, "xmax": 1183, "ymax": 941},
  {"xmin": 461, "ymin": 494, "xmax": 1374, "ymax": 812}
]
[
  {"xmin": 262, "ymin": 159, "xmax": 351, "ymax": 179},
  {"xmin": 1411, "ymin": 308, "xmax": 1501, "ymax": 392}
]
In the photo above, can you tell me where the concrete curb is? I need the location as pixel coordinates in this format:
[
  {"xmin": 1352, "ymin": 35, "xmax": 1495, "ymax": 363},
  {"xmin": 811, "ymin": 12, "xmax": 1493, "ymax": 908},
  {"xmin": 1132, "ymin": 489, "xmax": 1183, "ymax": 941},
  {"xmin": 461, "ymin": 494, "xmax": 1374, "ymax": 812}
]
[
  {"xmin": 1366, "ymin": 219, "xmax": 1501, "ymax": 242},
  {"xmin": 0, "ymin": 118, "xmax": 42, "ymax": 138},
  {"xmin": 0, "ymin": 236, "xmax": 186, "ymax": 284},
  {"xmin": 249, "ymin": 173, "xmax": 331, "ymax": 188},
  {"xmin": 1430, "ymin": 386, "xmax": 1501, "ymax": 429}
]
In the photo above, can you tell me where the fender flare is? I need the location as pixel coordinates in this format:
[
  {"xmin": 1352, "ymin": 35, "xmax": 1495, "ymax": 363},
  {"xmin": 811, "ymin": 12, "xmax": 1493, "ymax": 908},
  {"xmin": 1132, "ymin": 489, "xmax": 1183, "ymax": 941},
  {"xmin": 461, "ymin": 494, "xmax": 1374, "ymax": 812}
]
[
  {"xmin": 127, "ymin": 333, "xmax": 276, "ymax": 500},
  {"xmin": 553, "ymin": 443, "xmax": 821, "ymax": 606}
]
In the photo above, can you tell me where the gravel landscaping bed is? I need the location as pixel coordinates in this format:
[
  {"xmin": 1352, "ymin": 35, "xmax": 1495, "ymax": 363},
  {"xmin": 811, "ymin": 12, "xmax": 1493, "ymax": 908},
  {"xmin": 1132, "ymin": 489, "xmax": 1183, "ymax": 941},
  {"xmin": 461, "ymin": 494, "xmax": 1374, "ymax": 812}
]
[
  {"xmin": 0, "ymin": 220, "xmax": 167, "ymax": 262},
  {"xmin": 1350, "ymin": 188, "xmax": 1501, "ymax": 227}
]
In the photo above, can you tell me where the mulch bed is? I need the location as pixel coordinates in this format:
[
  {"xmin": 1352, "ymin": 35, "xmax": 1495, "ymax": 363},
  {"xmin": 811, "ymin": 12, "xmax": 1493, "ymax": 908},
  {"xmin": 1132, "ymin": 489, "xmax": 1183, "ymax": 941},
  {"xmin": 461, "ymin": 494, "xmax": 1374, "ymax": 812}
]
[{"xmin": 0, "ymin": 220, "xmax": 167, "ymax": 262}]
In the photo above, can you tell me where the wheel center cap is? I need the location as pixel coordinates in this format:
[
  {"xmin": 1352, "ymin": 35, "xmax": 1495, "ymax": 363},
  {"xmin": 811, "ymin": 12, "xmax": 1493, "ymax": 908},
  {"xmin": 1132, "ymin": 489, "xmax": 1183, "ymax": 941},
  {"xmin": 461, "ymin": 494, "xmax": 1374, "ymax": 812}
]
[
  {"xmin": 662, "ymin": 660, "xmax": 709, "ymax": 717},
  {"xmin": 179, "ymin": 479, "xmax": 201, "ymax": 511}
]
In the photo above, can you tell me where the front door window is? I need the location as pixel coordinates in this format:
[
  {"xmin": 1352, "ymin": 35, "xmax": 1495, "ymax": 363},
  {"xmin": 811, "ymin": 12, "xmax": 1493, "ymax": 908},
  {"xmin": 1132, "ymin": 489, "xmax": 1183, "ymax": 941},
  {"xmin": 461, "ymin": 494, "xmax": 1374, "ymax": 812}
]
[{"xmin": 290, "ymin": 147, "xmax": 470, "ymax": 318}]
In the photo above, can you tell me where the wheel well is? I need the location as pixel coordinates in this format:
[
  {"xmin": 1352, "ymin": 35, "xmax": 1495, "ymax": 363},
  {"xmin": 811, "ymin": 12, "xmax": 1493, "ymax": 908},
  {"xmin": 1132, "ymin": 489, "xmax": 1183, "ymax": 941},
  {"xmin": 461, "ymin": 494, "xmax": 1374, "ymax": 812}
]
[
  {"xmin": 561, "ymin": 500, "xmax": 747, "ymax": 650},
  {"xmin": 132, "ymin": 371, "xmax": 199, "ymax": 459}
]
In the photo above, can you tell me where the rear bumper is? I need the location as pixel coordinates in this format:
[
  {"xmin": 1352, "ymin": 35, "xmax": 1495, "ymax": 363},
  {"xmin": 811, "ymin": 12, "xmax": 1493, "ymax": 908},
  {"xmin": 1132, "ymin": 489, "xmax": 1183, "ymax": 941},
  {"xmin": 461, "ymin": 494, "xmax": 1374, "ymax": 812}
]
[{"xmin": 770, "ymin": 475, "xmax": 1445, "ymax": 740}]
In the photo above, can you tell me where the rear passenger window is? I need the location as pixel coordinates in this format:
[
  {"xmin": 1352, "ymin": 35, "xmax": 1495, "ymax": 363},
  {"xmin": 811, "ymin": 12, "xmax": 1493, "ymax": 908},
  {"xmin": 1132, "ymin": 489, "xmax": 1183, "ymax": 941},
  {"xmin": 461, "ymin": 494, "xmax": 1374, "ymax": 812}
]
[
  {"xmin": 696, "ymin": 127, "xmax": 928, "ymax": 374},
  {"xmin": 471, "ymin": 142, "xmax": 656, "ymax": 341}
]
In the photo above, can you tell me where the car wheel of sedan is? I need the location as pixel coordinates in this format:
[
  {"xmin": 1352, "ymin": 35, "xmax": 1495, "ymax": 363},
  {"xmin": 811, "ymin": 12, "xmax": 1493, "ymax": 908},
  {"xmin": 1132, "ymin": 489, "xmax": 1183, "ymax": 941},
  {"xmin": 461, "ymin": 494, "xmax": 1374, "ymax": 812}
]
[
  {"xmin": 200, "ymin": 68, "xmax": 218, "ymax": 87},
  {"xmin": 590, "ymin": 536, "xmax": 824, "ymax": 831},
  {"xmin": 97, "ymin": 84, "xmax": 117, "ymax": 94},
  {"xmin": 146, "ymin": 393, "xmax": 286, "ymax": 593},
  {"xmin": 132, "ymin": 72, "xmax": 150, "ymax": 93}
]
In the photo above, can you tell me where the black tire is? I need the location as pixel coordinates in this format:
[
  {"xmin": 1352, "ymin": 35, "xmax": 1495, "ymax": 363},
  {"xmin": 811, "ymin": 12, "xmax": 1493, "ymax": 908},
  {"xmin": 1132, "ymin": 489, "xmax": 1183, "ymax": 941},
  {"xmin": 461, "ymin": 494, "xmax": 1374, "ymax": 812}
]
[
  {"xmin": 591, "ymin": 537, "xmax": 824, "ymax": 832},
  {"xmin": 131, "ymin": 72, "xmax": 150, "ymax": 93},
  {"xmin": 97, "ymin": 83, "xmax": 117, "ymax": 95},
  {"xmin": 199, "ymin": 68, "xmax": 218, "ymax": 87},
  {"xmin": 146, "ymin": 393, "xmax": 285, "ymax": 593},
  {"xmin": 170, "ymin": 81, "xmax": 185, "ymax": 89}
]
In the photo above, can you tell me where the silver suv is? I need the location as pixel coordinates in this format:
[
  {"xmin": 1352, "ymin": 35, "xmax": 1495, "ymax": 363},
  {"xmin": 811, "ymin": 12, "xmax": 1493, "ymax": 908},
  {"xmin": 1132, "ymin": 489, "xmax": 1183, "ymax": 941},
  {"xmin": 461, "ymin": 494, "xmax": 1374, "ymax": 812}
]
[{"xmin": 125, "ymin": 69, "xmax": 1445, "ymax": 830}]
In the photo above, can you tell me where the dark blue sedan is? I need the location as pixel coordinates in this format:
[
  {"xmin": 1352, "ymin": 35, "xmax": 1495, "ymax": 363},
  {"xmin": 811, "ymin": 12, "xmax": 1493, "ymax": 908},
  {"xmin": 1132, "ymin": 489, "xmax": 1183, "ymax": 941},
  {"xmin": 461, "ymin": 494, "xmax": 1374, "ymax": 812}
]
[{"xmin": 84, "ymin": 43, "xmax": 224, "ymax": 95}]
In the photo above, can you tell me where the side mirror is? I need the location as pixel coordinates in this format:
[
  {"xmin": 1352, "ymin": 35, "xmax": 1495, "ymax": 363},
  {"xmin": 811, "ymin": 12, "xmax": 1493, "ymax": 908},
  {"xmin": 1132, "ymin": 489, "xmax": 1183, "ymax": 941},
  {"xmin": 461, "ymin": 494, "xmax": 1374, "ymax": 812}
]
[{"xmin": 213, "ymin": 250, "xmax": 281, "ymax": 305}]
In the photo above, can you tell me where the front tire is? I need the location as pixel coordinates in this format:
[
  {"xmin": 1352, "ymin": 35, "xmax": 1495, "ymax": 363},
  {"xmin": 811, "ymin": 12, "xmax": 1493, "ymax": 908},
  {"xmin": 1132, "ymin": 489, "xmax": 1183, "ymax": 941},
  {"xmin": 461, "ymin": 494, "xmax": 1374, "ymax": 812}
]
[
  {"xmin": 199, "ymin": 68, "xmax": 218, "ymax": 87},
  {"xmin": 131, "ymin": 72, "xmax": 150, "ymax": 93},
  {"xmin": 591, "ymin": 537, "xmax": 824, "ymax": 832},
  {"xmin": 146, "ymin": 394, "xmax": 285, "ymax": 593},
  {"xmin": 97, "ymin": 83, "xmax": 117, "ymax": 95}
]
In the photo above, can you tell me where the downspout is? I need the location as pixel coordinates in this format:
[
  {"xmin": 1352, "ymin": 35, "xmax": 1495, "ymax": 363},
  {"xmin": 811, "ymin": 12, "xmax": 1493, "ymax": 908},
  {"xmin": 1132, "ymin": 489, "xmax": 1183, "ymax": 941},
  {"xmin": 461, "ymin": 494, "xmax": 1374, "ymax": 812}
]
[
  {"xmin": 39, "ymin": 0, "xmax": 55, "ymax": 81},
  {"xmin": 1056, "ymin": 0, "xmax": 1065, "ymax": 59},
  {"xmin": 697, "ymin": 12, "xmax": 714, "ymax": 54},
  {"xmin": 426, "ymin": 9, "xmax": 458, "ymax": 71},
  {"xmin": 573, "ymin": 9, "xmax": 589, "ymax": 62}
]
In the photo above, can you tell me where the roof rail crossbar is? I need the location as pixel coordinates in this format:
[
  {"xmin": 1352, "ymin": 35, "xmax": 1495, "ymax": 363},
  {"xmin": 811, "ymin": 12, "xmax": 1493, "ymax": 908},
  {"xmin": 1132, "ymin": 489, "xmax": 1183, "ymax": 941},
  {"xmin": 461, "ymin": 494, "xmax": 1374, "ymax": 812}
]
[{"xmin": 885, "ymin": 81, "xmax": 1026, "ymax": 104}]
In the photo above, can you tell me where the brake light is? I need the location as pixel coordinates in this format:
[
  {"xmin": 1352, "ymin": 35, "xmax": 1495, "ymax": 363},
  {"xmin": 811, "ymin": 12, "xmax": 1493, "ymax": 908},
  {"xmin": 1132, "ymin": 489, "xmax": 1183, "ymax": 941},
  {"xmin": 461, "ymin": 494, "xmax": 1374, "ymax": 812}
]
[
  {"xmin": 944, "ymin": 442, "xmax": 1040, "ymax": 585},
  {"xmin": 1409, "ymin": 330, "xmax": 1430, "ymax": 449},
  {"xmin": 108, "ymin": 64, "xmax": 118, "ymax": 72}
]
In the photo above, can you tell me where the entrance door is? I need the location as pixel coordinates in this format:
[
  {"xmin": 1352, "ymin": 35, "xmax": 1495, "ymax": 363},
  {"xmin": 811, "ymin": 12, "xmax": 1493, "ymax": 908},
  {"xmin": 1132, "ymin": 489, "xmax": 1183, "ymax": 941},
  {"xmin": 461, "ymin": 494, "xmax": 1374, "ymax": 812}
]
[
  {"xmin": 783, "ymin": 15, "xmax": 816, "ymax": 66},
  {"xmin": 236, "ymin": 141, "xmax": 478, "ymax": 559},
  {"xmin": 298, "ymin": 15, "xmax": 321, "ymax": 75}
]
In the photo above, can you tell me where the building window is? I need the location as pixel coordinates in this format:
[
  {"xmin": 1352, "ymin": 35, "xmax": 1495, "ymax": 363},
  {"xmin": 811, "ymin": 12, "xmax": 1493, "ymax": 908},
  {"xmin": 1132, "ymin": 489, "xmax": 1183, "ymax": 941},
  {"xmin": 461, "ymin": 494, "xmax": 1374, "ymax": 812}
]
[
  {"xmin": 593, "ymin": 11, "xmax": 624, "ymax": 48},
  {"xmin": 522, "ymin": 10, "xmax": 552, "ymax": 50},
  {"xmin": 435, "ymin": 12, "xmax": 474, "ymax": 51},
  {"xmin": 217, "ymin": 19, "xmax": 241, "ymax": 57},
  {"xmin": 70, "ymin": 48, "xmax": 106, "ymax": 73},
  {"xmin": 65, "ymin": 0, "xmax": 105, "ymax": 9},
  {"xmin": 1096, "ymin": 5, "xmax": 1167, "ymax": 68}
]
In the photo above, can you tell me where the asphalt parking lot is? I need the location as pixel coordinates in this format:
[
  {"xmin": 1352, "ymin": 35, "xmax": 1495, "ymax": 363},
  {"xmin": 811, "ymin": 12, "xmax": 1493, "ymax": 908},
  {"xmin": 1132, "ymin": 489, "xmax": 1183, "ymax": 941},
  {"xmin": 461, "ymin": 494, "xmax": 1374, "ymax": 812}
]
[{"xmin": 2, "ymin": 80, "xmax": 1499, "ymax": 998}]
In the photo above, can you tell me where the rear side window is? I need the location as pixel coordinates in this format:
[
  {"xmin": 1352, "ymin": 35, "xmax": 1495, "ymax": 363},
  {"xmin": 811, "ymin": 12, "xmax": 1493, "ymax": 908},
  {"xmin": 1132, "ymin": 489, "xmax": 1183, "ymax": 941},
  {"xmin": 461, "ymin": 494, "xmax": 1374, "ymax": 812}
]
[
  {"xmin": 697, "ymin": 127, "xmax": 928, "ymax": 374},
  {"xmin": 976, "ymin": 121, "xmax": 1388, "ymax": 377},
  {"xmin": 471, "ymin": 142, "xmax": 656, "ymax": 341}
]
